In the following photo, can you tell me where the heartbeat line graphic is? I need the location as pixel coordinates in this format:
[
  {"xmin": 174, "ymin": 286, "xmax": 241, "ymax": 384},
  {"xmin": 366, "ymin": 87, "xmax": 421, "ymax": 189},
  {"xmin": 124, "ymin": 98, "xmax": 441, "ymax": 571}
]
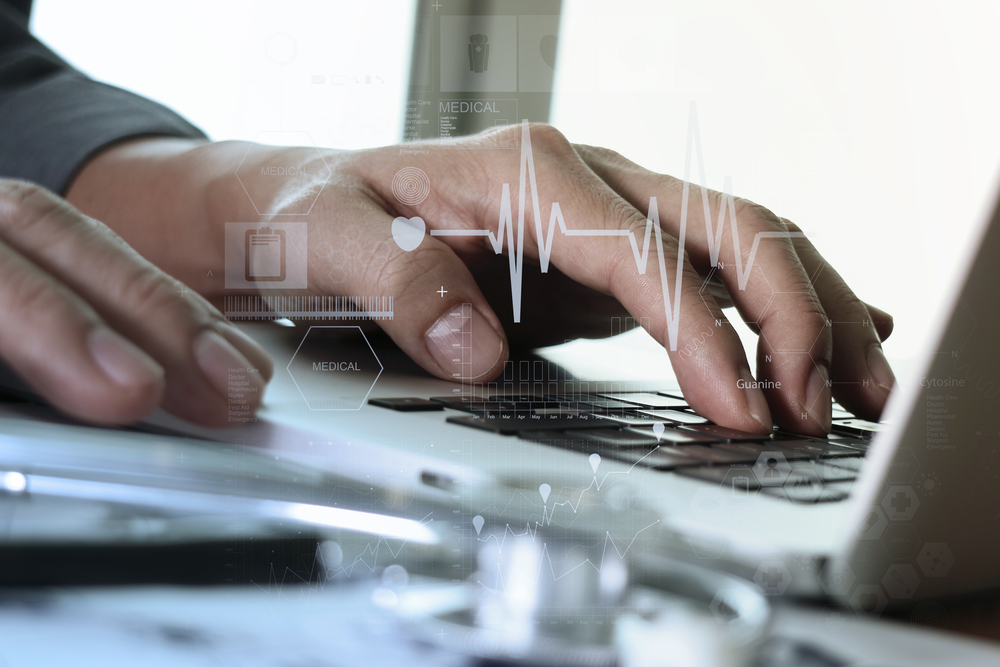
[
  {"xmin": 476, "ymin": 520, "xmax": 660, "ymax": 596},
  {"xmin": 430, "ymin": 102, "xmax": 805, "ymax": 351}
]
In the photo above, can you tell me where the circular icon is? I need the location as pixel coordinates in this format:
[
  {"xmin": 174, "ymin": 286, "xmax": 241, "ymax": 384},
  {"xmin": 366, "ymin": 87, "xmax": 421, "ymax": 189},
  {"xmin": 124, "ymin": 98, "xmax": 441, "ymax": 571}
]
[
  {"xmin": 265, "ymin": 33, "xmax": 297, "ymax": 65},
  {"xmin": 391, "ymin": 167, "xmax": 431, "ymax": 205}
]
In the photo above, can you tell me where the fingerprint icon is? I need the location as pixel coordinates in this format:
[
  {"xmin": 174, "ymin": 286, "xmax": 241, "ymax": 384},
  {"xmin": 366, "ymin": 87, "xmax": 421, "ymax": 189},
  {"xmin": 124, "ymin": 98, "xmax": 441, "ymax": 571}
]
[{"xmin": 391, "ymin": 167, "xmax": 430, "ymax": 205}]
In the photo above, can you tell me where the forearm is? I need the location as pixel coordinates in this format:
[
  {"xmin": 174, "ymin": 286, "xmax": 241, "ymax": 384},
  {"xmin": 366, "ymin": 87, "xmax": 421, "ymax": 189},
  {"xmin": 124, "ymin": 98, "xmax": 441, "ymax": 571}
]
[{"xmin": 65, "ymin": 138, "xmax": 351, "ymax": 302}]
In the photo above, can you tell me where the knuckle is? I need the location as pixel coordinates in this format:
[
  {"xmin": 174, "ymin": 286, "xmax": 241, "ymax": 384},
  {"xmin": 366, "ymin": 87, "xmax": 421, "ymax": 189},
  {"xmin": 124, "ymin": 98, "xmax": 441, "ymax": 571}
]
[
  {"xmin": 5, "ymin": 269, "xmax": 81, "ymax": 326},
  {"xmin": 0, "ymin": 180, "xmax": 64, "ymax": 235},
  {"xmin": 782, "ymin": 218, "xmax": 803, "ymax": 234},
  {"xmin": 525, "ymin": 123, "xmax": 573, "ymax": 155},
  {"xmin": 732, "ymin": 197, "xmax": 787, "ymax": 233},
  {"xmin": 825, "ymin": 280, "xmax": 864, "ymax": 318},
  {"xmin": 363, "ymin": 242, "xmax": 447, "ymax": 297},
  {"xmin": 115, "ymin": 267, "xmax": 204, "ymax": 326}
]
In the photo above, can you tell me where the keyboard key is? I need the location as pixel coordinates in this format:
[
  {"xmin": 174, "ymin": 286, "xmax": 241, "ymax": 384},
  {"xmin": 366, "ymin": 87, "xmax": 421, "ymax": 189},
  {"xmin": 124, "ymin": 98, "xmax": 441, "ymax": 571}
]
[
  {"xmin": 638, "ymin": 409, "xmax": 709, "ymax": 424},
  {"xmin": 466, "ymin": 402, "xmax": 520, "ymax": 413},
  {"xmin": 447, "ymin": 413, "xmax": 609, "ymax": 435},
  {"xmin": 674, "ymin": 445, "xmax": 760, "ymax": 464},
  {"xmin": 593, "ymin": 414, "xmax": 675, "ymax": 426},
  {"xmin": 578, "ymin": 428, "xmax": 659, "ymax": 448},
  {"xmin": 656, "ymin": 391, "xmax": 685, "ymax": 399},
  {"xmin": 488, "ymin": 391, "xmax": 547, "ymax": 402},
  {"xmin": 627, "ymin": 426, "xmax": 719, "ymax": 445},
  {"xmin": 761, "ymin": 481, "xmax": 850, "ymax": 504},
  {"xmin": 598, "ymin": 393, "xmax": 689, "ymax": 409},
  {"xmin": 718, "ymin": 443, "xmax": 811, "ymax": 461},
  {"xmin": 552, "ymin": 395, "xmax": 639, "ymax": 412},
  {"xmin": 820, "ymin": 456, "xmax": 864, "ymax": 471},
  {"xmin": 368, "ymin": 397, "xmax": 444, "ymax": 412},
  {"xmin": 824, "ymin": 435, "xmax": 870, "ymax": 452},
  {"xmin": 794, "ymin": 460, "xmax": 857, "ymax": 483},
  {"xmin": 488, "ymin": 398, "xmax": 564, "ymax": 410},
  {"xmin": 679, "ymin": 424, "xmax": 772, "ymax": 442},
  {"xmin": 831, "ymin": 406, "xmax": 854, "ymax": 419},
  {"xmin": 531, "ymin": 407, "xmax": 582, "ymax": 417},
  {"xmin": 607, "ymin": 447, "xmax": 703, "ymax": 470},
  {"xmin": 831, "ymin": 419, "xmax": 883, "ymax": 438},
  {"xmin": 515, "ymin": 433, "xmax": 699, "ymax": 470},
  {"xmin": 430, "ymin": 396, "xmax": 490, "ymax": 410},
  {"xmin": 772, "ymin": 439, "xmax": 862, "ymax": 459},
  {"xmin": 675, "ymin": 465, "xmax": 762, "ymax": 488},
  {"xmin": 517, "ymin": 430, "xmax": 594, "ymax": 449}
]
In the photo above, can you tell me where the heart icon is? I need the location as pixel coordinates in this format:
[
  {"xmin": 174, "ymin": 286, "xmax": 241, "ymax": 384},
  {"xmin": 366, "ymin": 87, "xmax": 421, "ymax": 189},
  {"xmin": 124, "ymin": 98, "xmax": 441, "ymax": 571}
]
[
  {"xmin": 859, "ymin": 592, "xmax": 878, "ymax": 612},
  {"xmin": 540, "ymin": 34, "xmax": 557, "ymax": 69},
  {"xmin": 391, "ymin": 216, "xmax": 426, "ymax": 252}
]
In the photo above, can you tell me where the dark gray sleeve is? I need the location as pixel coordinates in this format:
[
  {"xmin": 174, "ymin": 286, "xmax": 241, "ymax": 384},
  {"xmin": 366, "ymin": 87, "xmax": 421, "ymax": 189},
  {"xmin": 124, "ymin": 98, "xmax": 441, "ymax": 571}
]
[{"xmin": 0, "ymin": 1, "xmax": 207, "ymax": 195}]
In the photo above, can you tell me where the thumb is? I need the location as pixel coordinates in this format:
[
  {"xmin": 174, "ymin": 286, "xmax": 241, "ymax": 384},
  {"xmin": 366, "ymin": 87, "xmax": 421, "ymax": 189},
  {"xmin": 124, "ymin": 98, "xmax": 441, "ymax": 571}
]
[{"xmin": 316, "ymin": 206, "xmax": 508, "ymax": 382}]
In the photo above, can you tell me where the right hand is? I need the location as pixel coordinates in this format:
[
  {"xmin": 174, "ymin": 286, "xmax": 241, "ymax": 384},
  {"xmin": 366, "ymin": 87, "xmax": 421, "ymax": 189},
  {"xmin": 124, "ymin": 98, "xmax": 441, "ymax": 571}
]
[{"xmin": 0, "ymin": 179, "xmax": 273, "ymax": 427}]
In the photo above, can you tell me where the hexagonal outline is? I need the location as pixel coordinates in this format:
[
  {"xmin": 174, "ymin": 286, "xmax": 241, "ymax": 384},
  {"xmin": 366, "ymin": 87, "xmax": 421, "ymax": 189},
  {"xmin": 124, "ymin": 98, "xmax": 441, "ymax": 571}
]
[
  {"xmin": 818, "ymin": 559, "xmax": 856, "ymax": 597},
  {"xmin": 880, "ymin": 523, "xmax": 922, "ymax": 560},
  {"xmin": 715, "ymin": 464, "xmax": 759, "ymax": 500},
  {"xmin": 821, "ymin": 603, "xmax": 856, "ymax": 630},
  {"xmin": 881, "ymin": 485, "xmax": 920, "ymax": 522},
  {"xmin": 686, "ymin": 535, "xmax": 727, "ymax": 560},
  {"xmin": 753, "ymin": 450, "xmax": 792, "ymax": 487},
  {"xmin": 753, "ymin": 559, "xmax": 792, "ymax": 596},
  {"xmin": 881, "ymin": 563, "xmax": 920, "ymax": 600},
  {"xmin": 689, "ymin": 486, "xmax": 730, "ymax": 522},
  {"xmin": 885, "ymin": 447, "xmax": 920, "ymax": 485},
  {"xmin": 235, "ymin": 130, "xmax": 333, "ymax": 216},
  {"xmin": 916, "ymin": 542, "xmax": 955, "ymax": 578},
  {"xmin": 850, "ymin": 584, "xmax": 888, "ymax": 617},
  {"xmin": 286, "ymin": 325, "xmax": 383, "ymax": 411},
  {"xmin": 855, "ymin": 504, "xmax": 889, "ymax": 541}
]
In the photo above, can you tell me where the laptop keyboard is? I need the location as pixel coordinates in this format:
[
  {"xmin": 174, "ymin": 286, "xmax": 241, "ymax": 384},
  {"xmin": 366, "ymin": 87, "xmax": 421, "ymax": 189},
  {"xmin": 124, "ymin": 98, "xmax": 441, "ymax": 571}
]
[{"xmin": 369, "ymin": 391, "xmax": 881, "ymax": 504}]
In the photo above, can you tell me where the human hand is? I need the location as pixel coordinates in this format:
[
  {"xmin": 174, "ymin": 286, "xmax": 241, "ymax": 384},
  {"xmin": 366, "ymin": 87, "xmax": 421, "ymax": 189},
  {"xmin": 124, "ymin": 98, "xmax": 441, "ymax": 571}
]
[
  {"xmin": 0, "ymin": 179, "xmax": 273, "ymax": 427},
  {"xmin": 68, "ymin": 126, "xmax": 894, "ymax": 437}
]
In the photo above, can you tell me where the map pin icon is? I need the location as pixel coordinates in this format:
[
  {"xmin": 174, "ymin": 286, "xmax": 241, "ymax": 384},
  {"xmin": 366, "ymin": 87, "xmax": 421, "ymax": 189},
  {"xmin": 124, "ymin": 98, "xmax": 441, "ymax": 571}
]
[
  {"xmin": 652, "ymin": 422, "xmax": 665, "ymax": 442},
  {"xmin": 539, "ymin": 483, "xmax": 551, "ymax": 503},
  {"xmin": 589, "ymin": 453, "xmax": 601, "ymax": 474},
  {"xmin": 472, "ymin": 515, "xmax": 484, "ymax": 535}
]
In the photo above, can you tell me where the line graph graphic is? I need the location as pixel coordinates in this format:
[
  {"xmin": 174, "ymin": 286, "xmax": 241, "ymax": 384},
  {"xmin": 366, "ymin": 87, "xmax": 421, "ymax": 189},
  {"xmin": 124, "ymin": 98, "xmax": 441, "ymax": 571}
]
[{"xmin": 430, "ymin": 103, "xmax": 805, "ymax": 350}]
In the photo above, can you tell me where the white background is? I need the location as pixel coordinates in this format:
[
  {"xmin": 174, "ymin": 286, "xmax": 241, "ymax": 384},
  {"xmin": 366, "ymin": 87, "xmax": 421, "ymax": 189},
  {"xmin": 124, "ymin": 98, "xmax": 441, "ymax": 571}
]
[{"xmin": 32, "ymin": 0, "xmax": 1000, "ymax": 367}]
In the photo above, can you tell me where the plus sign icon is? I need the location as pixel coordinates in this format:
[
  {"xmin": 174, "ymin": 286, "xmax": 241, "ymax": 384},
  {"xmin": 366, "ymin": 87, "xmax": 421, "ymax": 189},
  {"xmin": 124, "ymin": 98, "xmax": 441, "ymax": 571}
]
[
  {"xmin": 881, "ymin": 485, "xmax": 920, "ymax": 521},
  {"xmin": 753, "ymin": 560, "xmax": 792, "ymax": 596}
]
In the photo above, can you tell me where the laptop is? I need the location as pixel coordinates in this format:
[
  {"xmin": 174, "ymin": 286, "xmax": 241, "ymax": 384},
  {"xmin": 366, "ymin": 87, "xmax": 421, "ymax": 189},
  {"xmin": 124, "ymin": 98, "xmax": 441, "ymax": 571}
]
[
  {"xmin": 20, "ymin": 150, "xmax": 965, "ymax": 612},
  {"xmin": 1, "ymin": 157, "xmax": 997, "ymax": 610}
]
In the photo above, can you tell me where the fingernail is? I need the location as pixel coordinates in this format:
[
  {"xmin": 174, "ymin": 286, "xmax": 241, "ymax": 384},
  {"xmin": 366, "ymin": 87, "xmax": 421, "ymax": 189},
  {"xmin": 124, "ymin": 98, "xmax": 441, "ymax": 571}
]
[
  {"xmin": 215, "ymin": 320, "xmax": 275, "ymax": 382},
  {"xmin": 739, "ymin": 367, "xmax": 772, "ymax": 431},
  {"xmin": 425, "ymin": 307, "xmax": 505, "ymax": 381},
  {"xmin": 805, "ymin": 364, "xmax": 832, "ymax": 430},
  {"xmin": 194, "ymin": 330, "xmax": 266, "ymax": 404},
  {"xmin": 88, "ymin": 328, "xmax": 164, "ymax": 387},
  {"xmin": 867, "ymin": 345, "xmax": 895, "ymax": 391}
]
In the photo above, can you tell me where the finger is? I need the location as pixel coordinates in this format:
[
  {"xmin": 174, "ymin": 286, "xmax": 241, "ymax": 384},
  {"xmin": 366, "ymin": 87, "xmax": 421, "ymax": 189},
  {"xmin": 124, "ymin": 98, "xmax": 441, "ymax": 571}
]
[
  {"xmin": 418, "ymin": 125, "xmax": 771, "ymax": 432},
  {"xmin": 0, "ymin": 234, "xmax": 164, "ymax": 423},
  {"xmin": 310, "ymin": 198, "xmax": 508, "ymax": 383},
  {"xmin": 574, "ymin": 144, "xmax": 832, "ymax": 436},
  {"xmin": 782, "ymin": 220, "xmax": 895, "ymax": 420},
  {"xmin": 0, "ymin": 180, "xmax": 273, "ymax": 427},
  {"xmin": 864, "ymin": 302, "xmax": 894, "ymax": 342}
]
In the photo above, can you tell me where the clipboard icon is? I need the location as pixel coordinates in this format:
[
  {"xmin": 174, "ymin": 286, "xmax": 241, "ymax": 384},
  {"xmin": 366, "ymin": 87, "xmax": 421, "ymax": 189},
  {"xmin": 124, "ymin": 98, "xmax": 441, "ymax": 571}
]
[{"xmin": 245, "ymin": 227, "xmax": 286, "ymax": 282}]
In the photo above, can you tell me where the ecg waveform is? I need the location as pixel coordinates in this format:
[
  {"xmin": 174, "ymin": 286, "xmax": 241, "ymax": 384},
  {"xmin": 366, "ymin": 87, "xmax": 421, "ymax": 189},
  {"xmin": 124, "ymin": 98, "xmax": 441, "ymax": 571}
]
[
  {"xmin": 476, "ymin": 521, "xmax": 660, "ymax": 597},
  {"xmin": 430, "ymin": 103, "xmax": 804, "ymax": 351}
]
